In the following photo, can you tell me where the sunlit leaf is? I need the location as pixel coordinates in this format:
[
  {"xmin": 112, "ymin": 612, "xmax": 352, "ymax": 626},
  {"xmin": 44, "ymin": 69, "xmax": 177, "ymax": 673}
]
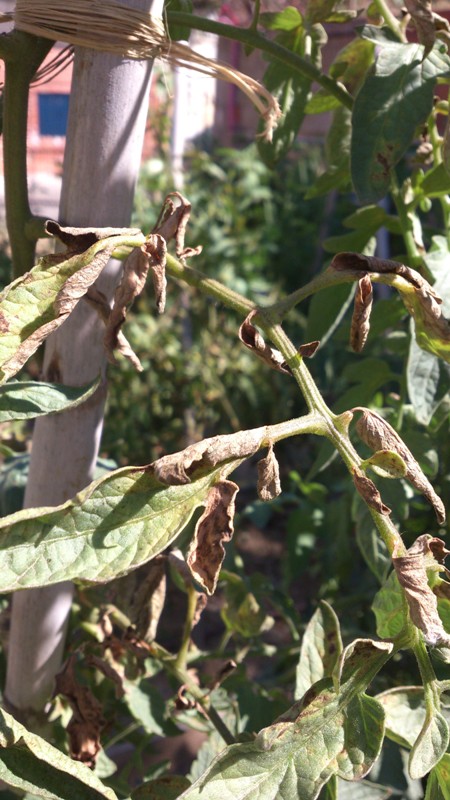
[
  {"xmin": 351, "ymin": 42, "xmax": 450, "ymax": 203},
  {"xmin": 0, "ymin": 706, "xmax": 117, "ymax": 799},
  {"xmin": 295, "ymin": 601, "xmax": 343, "ymax": 699},
  {"xmin": 0, "ymin": 377, "xmax": 99, "ymax": 422}
]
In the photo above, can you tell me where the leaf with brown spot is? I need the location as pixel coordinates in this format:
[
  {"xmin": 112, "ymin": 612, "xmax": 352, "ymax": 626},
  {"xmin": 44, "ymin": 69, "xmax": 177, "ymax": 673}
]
[
  {"xmin": 354, "ymin": 407, "xmax": 446, "ymax": 524},
  {"xmin": 86, "ymin": 286, "xmax": 142, "ymax": 372},
  {"xmin": 257, "ymin": 443, "xmax": 281, "ymax": 502},
  {"xmin": 154, "ymin": 427, "xmax": 266, "ymax": 485},
  {"xmin": 350, "ymin": 273, "xmax": 373, "ymax": 352},
  {"xmin": 298, "ymin": 340, "xmax": 320, "ymax": 358},
  {"xmin": 239, "ymin": 311, "xmax": 291, "ymax": 374},
  {"xmin": 0, "ymin": 229, "xmax": 143, "ymax": 383},
  {"xmin": 104, "ymin": 245, "xmax": 151, "ymax": 368},
  {"xmin": 393, "ymin": 535, "xmax": 450, "ymax": 647},
  {"xmin": 55, "ymin": 655, "xmax": 105, "ymax": 768},
  {"xmin": 186, "ymin": 480, "xmax": 239, "ymax": 595}
]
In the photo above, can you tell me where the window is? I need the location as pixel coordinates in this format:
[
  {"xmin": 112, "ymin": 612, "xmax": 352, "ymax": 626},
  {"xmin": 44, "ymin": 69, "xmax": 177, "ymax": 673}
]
[{"xmin": 38, "ymin": 94, "xmax": 70, "ymax": 136}]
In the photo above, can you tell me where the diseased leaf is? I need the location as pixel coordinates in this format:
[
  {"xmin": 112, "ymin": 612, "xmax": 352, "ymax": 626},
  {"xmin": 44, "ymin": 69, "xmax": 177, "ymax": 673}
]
[
  {"xmin": 305, "ymin": 0, "xmax": 340, "ymax": 25},
  {"xmin": 111, "ymin": 557, "xmax": 167, "ymax": 642},
  {"xmin": 393, "ymin": 535, "xmax": 450, "ymax": 646},
  {"xmin": 295, "ymin": 601, "xmax": 343, "ymax": 700},
  {"xmin": 0, "ymin": 377, "xmax": 99, "ymax": 422},
  {"xmin": 55, "ymin": 655, "xmax": 105, "ymax": 768},
  {"xmin": 351, "ymin": 42, "xmax": 450, "ymax": 202},
  {"xmin": 186, "ymin": 479, "xmax": 239, "ymax": 595},
  {"xmin": 179, "ymin": 640, "xmax": 392, "ymax": 800},
  {"xmin": 352, "ymin": 468, "xmax": 391, "ymax": 515},
  {"xmin": 0, "ymin": 705, "xmax": 118, "ymax": 799},
  {"xmin": 372, "ymin": 570, "xmax": 409, "ymax": 642},
  {"xmin": 257, "ymin": 443, "xmax": 281, "ymax": 502},
  {"xmin": 239, "ymin": 311, "xmax": 291, "ymax": 374},
  {"xmin": 0, "ymin": 227, "xmax": 143, "ymax": 383},
  {"xmin": 405, "ymin": 0, "xmax": 436, "ymax": 55},
  {"xmin": 361, "ymin": 449, "xmax": 407, "ymax": 480},
  {"xmin": 353, "ymin": 406, "xmax": 446, "ymax": 523},
  {"xmin": 0, "ymin": 427, "xmax": 268, "ymax": 592},
  {"xmin": 131, "ymin": 775, "xmax": 191, "ymax": 800},
  {"xmin": 350, "ymin": 274, "xmax": 373, "ymax": 352}
]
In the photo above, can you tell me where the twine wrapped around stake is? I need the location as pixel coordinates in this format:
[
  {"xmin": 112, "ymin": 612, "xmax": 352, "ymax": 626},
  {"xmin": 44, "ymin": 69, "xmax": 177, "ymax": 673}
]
[{"xmin": 6, "ymin": 0, "xmax": 281, "ymax": 141}]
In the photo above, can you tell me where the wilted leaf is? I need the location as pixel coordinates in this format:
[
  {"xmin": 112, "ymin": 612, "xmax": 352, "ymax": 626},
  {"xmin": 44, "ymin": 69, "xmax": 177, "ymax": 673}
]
[
  {"xmin": 354, "ymin": 406, "xmax": 446, "ymax": 524},
  {"xmin": 393, "ymin": 535, "xmax": 450, "ymax": 646},
  {"xmin": 179, "ymin": 640, "xmax": 392, "ymax": 800},
  {"xmin": 352, "ymin": 468, "xmax": 391, "ymax": 515},
  {"xmin": 55, "ymin": 655, "xmax": 105, "ymax": 768},
  {"xmin": 0, "ymin": 426, "xmax": 269, "ymax": 592},
  {"xmin": 0, "ymin": 228, "xmax": 143, "ymax": 383},
  {"xmin": 111, "ymin": 557, "xmax": 167, "ymax": 642},
  {"xmin": 0, "ymin": 377, "xmax": 99, "ymax": 422},
  {"xmin": 295, "ymin": 601, "xmax": 343, "ymax": 699},
  {"xmin": 405, "ymin": 0, "xmax": 436, "ymax": 55},
  {"xmin": 239, "ymin": 311, "xmax": 290, "ymax": 373},
  {"xmin": 257, "ymin": 443, "xmax": 281, "ymax": 502},
  {"xmin": 351, "ymin": 42, "xmax": 450, "ymax": 202},
  {"xmin": 187, "ymin": 480, "xmax": 238, "ymax": 595},
  {"xmin": 0, "ymin": 705, "xmax": 118, "ymax": 799},
  {"xmin": 351, "ymin": 274, "xmax": 373, "ymax": 352}
]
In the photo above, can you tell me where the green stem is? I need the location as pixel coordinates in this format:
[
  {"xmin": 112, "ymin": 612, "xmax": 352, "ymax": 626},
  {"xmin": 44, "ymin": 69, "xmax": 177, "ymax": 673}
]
[
  {"xmin": 166, "ymin": 12, "xmax": 353, "ymax": 110},
  {"xmin": 175, "ymin": 584, "xmax": 198, "ymax": 672},
  {"xmin": 2, "ymin": 32, "xmax": 53, "ymax": 277},
  {"xmin": 372, "ymin": 0, "xmax": 405, "ymax": 41},
  {"xmin": 166, "ymin": 253, "xmax": 255, "ymax": 317},
  {"xmin": 413, "ymin": 632, "xmax": 440, "ymax": 710}
]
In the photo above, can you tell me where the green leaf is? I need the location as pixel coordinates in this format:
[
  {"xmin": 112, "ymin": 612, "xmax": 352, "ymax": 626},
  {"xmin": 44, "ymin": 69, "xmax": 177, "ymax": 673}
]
[
  {"xmin": 0, "ymin": 377, "xmax": 100, "ymax": 422},
  {"xmin": 295, "ymin": 601, "xmax": 343, "ymax": 699},
  {"xmin": 433, "ymin": 754, "xmax": 450, "ymax": 800},
  {"xmin": 179, "ymin": 640, "xmax": 391, "ymax": 800},
  {"xmin": 377, "ymin": 686, "xmax": 428, "ymax": 749},
  {"xmin": 305, "ymin": 90, "xmax": 340, "ymax": 114},
  {"xmin": 305, "ymin": 282, "xmax": 355, "ymax": 345},
  {"xmin": 372, "ymin": 570, "xmax": 409, "ymax": 641},
  {"xmin": 220, "ymin": 571, "xmax": 273, "ymax": 638},
  {"xmin": 409, "ymin": 711, "xmax": 449, "ymax": 780},
  {"xmin": 358, "ymin": 24, "xmax": 403, "ymax": 45},
  {"xmin": 351, "ymin": 43, "xmax": 450, "ymax": 203},
  {"xmin": 259, "ymin": 7, "xmax": 303, "ymax": 31},
  {"xmin": 0, "ymin": 426, "xmax": 268, "ymax": 591},
  {"xmin": 305, "ymin": 0, "xmax": 340, "ymax": 25},
  {"xmin": 164, "ymin": 0, "xmax": 193, "ymax": 41},
  {"xmin": 258, "ymin": 20, "xmax": 318, "ymax": 165},
  {"xmin": 407, "ymin": 336, "xmax": 441, "ymax": 425},
  {"xmin": 124, "ymin": 679, "xmax": 178, "ymax": 737},
  {"xmin": 0, "ymin": 706, "xmax": 117, "ymax": 800},
  {"xmin": 307, "ymin": 107, "xmax": 352, "ymax": 198},
  {"xmin": 0, "ymin": 229, "xmax": 142, "ymax": 383},
  {"xmin": 362, "ymin": 450, "xmax": 407, "ymax": 479},
  {"xmin": 421, "ymin": 163, "xmax": 450, "ymax": 197},
  {"xmin": 426, "ymin": 766, "xmax": 447, "ymax": 800}
]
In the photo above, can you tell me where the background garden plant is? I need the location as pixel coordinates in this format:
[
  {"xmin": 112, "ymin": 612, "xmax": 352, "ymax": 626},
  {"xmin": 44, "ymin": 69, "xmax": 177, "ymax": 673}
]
[{"xmin": 0, "ymin": 1, "xmax": 449, "ymax": 798}]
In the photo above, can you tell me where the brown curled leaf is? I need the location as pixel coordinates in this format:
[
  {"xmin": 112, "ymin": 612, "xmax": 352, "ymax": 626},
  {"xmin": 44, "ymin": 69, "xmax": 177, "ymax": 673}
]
[
  {"xmin": 153, "ymin": 426, "xmax": 265, "ymax": 485},
  {"xmin": 146, "ymin": 233, "xmax": 167, "ymax": 314},
  {"xmin": 153, "ymin": 191, "xmax": 202, "ymax": 259},
  {"xmin": 354, "ymin": 408, "xmax": 446, "ymax": 524},
  {"xmin": 330, "ymin": 252, "xmax": 450, "ymax": 363},
  {"xmin": 393, "ymin": 535, "xmax": 450, "ymax": 646},
  {"xmin": 298, "ymin": 340, "xmax": 320, "ymax": 358},
  {"xmin": 111, "ymin": 557, "xmax": 167, "ymax": 643},
  {"xmin": 239, "ymin": 311, "xmax": 291, "ymax": 374},
  {"xmin": 187, "ymin": 479, "xmax": 239, "ymax": 595},
  {"xmin": 352, "ymin": 468, "xmax": 391, "ymax": 515},
  {"xmin": 405, "ymin": 0, "xmax": 436, "ymax": 55},
  {"xmin": 54, "ymin": 655, "xmax": 105, "ymax": 768},
  {"xmin": 86, "ymin": 286, "xmax": 143, "ymax": 372},
  {"xmin": 104, "ymin": 245, "xmax": 151, "ymax": 368},
  {"xmin": 257, "ymin": 443, "xmax": 281, "ymax": 502},
  {"xmin": 46, "ymin": 220, "xmax": 140, "ymax": 254},
  {"xmin": 350, "ymin": 274, "xmax": 373, "ymax": 352}
]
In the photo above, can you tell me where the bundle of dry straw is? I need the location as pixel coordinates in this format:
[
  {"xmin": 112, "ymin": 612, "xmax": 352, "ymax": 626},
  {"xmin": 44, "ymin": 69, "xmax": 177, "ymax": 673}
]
[{"xmin": 4, "ymin": 0, "xmax": 281, "ymax": 140}]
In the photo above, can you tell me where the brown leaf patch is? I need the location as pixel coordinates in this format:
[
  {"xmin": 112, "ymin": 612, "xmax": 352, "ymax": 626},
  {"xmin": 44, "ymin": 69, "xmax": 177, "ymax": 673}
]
[
  {"xmin": 405, "ymin": 0, "xmax": 436, "ymax": 54},
  {"xmin": 350, "ymin": 274, "xmax": 373, "ymax": 352},
  {"xmin": 146, "ymin": 234, "xmax": 167, "ymax": 314},
  {"xmin": 111, "ymin": 557, "xmax": 167, "ymax": 643},
  {"xmin": 393, "ymin": 535, "xmax": 450, "ymax": 646},
  {"xmin": 86, "ymin": 286, "xmax": 142, "ymax": 371},
  {"xmin": 239, "ymin": 311, "xmax": 291, "ymax": 374},
  {"xmin": 54, "ymin": 655, "xmax": 105, "ymax": 768},
  {"xmin": 298, "ymin": 340, "xmax": 320, "ymax": 358},
  {"xmin": 354, "ymin": 408, "xmax": 446, "ymax": 524},
  {"xmin": 46, "ymin": 220, "xmax": 140, "ymax": 254},
  {"xmin": 257, "ymin": 443, "xmax": 281, "ymax": 502},
  {"xmin": 153, "ymin": 192, "xmax": 201, "ymax": 260},
  {"xmin": 352, "ymin": 468, "xmax": 391, "ymax": 515},
  {"xmin": 153, "ymin": 427, "xmax": 265, "ymax": 485},
  {"xmin": 104, "ymin": 245, "xmax": 151, "ymax": 367},
  {"xmin": 187, "ymin": 480, "xmax": 239, "ymax": 594}
]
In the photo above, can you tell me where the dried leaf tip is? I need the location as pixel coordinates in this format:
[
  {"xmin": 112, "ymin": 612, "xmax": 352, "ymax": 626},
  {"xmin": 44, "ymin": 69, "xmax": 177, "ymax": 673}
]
[
  {"xmin": 239, "ymin": 311, "xmax": 291, "ymax": 374},
  {"xmin": 352, "ymin": 467, "xmax": 391, "ymax": 515},
  {"xmin": 354, "ymin": 408, "xmax": 446, "ymax": 525},
  {"xmin": 350, "ymin": 274, "xmax": 373, "ymax": 353}
]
